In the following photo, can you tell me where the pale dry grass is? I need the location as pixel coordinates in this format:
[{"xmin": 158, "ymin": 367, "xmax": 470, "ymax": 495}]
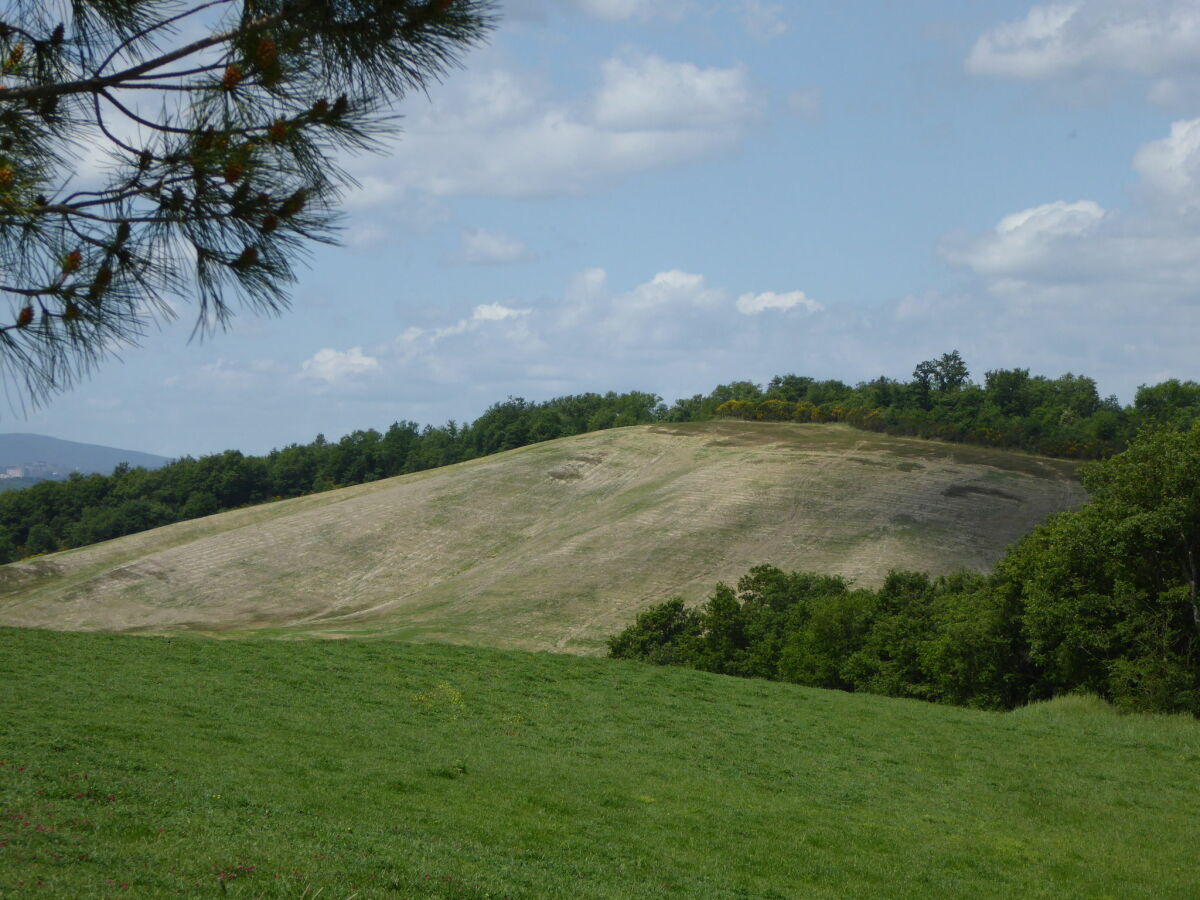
[{"xmin": 0, "ymin": 422, "xmax": 1086, "ymax": 653}]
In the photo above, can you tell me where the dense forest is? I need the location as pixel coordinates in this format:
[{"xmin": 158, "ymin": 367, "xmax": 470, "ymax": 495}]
[
  {"xmin": 1, "ymin": 352, "xmax": 1197, "ymax": 562},
  {"xmin": 609, "ymin": 422, "xmax": 1200, "ymax": 716}
]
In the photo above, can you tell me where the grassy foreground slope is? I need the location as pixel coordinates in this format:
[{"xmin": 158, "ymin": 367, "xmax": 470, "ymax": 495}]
[
  {"xmin": 0, "ymin": 422, "xmax": 1084, "ymax": 652},
  {"xmin": 2, "ymin": 629, "xmax": 1198, "ymax": 898}
]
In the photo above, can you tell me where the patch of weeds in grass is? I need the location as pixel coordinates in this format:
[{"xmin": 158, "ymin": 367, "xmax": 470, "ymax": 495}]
[
  {"xmin": 499, "ymin": 711, "xmax": 525, "ymax": 736},
  {"xmin": 411, "ymin": 681, "xmax": 467, "ymax": 719},
  {"xmin": 430, "ymin": 759, "xmax": 469, "ymax": 780}
]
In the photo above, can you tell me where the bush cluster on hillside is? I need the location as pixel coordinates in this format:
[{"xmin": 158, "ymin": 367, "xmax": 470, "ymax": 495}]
[{"xmin": 610, "ymin": 422, "xmax": 1200, "ymax": 716}]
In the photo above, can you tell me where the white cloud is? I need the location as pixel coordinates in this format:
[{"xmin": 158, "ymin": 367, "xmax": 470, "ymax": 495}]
[
  {"xmin": 620, "ymin": 270, "xmax": 725, "ymax": 311},
  {"xmin": 945, "ymin": 200, "xmax": 1107, "ymax": 276},
  {"xmin": 473, "ymin": 303, "xmax": 531, "ymax": 321},
  {"xmin": 349, "ymin": 53, "xmax": 760, "ymax": 201},
  {"xmin": 374, "ymin": 268, "xmax": 844, "ymax": 407},
  {"xmin": 1132, "ymin": 117, "xmax": 1200, "ymax": 210},
  {"xmin": 167, "ymin": 255, "xmax": 1200, "ymax": 441},
  {"xmin": 968, "ymin": 1, "xmax": 1200, "ymax": 80},
  {"xmin": 398, "ymin": 303, "xmax": 534, "ymax": 349},
  {"xmin": 456, "ymin": 228, "xmax": 534, "ymax": 265},
  {"xmin": 300, "ymin": 347, "xmax": 381, "ymax": 384},
  {"xmin": 367, "ymin": 261, "xmax": 1195, "ymax": 418},
  {"xmin": 943, "ymin": 118, "xmax": 1200, "ymax": 298},
  {"xmin": 740, "ymin": 0, "xmax": 788, "ymax": 39},
  {"xmin": 736, "ymin": 290, "xmax": 823, "ymax": 315},
  {"xmin": 594, "ymin": 55, "xmax": 754, "ymax": 131}
]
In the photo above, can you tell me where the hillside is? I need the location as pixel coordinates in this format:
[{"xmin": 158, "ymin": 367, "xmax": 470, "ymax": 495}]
[
  {"xmin": 0, "ymin": 432, "xmax": 169, "ymax": 478},
  {"xmin": 2, "ymin": 629, "xmax": 1197, "ymax": 897},
  {"xmin": 0, "ymin": 422, "xmax": 1085, "ymax": 652}
]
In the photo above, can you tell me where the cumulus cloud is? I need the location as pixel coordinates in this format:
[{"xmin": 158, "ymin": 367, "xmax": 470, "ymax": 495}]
[
  {"xmin": 736, "ymin": 290, "xmax": 823, "ymax": 315},
  {"xmin": 620, "ymin": 270, "xmax": 726, "ymax": 311},
  {"xmin": 368, "ymin": 260, "xmax": 1195, "ymax": 416},
  {"xmin": 1133, "ymin": 117, "xmax": 1200, "ymax": 210},
  {"xmin": 945, "ymin": 196, "xmax": 1200, "ymax": 292},
  {"xmin": 172, "ymin": 259, "xmax": 1198, "ymax": 441},
  {"xmin": 300, "ymin": 347, "xmax": 381, "ymax": 384},
  {"xmin": 593, "ymin": 56, "xmax": 754, "ymax": 131},
  {"xmin": 944, "ymin": 200, "xmax": 1107, "ymax": 277},
  {"xmin": 473, "ymin": 303, "xmax": 531, "ymax": 321},
  {"xmin": 399, "ymin": 303, "xmax": 534, "ymax": 350},
  {"xmin": 349, "ymin": 53, "xmax": 760, "ymax": 201},
  {"xmin": 456, "ymin": 228, "xmax": 534, "ymax": 265},
  {"xmin": 968, "ymin": 1, "xmax": 1200, "ymax": 80},
  {"xmin": 936, "ymin": 114, "xmax": 1200, "ymax": 321},
  {"xmin": 373, "ymin": 268, "xmax": 837, "ymax": 408}
]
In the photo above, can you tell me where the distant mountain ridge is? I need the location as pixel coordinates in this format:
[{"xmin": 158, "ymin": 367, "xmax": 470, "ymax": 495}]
[{"xmin": 0, "ymin": 433, "xmax": 170, "ymax": 479}]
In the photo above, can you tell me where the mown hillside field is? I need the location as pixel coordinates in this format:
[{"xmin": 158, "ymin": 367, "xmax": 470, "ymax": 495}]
[
  {"xmin": 2, "ymin": 628, "xmax": 1197, "ymax": 898},
  {"xmin": 0, "ymin": 422, "xmax": 1084, "ymax": 652}
]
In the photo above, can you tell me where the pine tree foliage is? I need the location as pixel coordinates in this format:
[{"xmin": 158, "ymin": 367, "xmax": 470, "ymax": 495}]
[{"xmin": 0, "ymin": 0, "xmax": 494, "ymax": 403}]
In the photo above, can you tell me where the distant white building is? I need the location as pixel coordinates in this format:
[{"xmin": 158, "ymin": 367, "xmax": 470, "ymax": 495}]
[{"xmin": 0, "ymin": 462, "xmax": 63, "ymax": 479}]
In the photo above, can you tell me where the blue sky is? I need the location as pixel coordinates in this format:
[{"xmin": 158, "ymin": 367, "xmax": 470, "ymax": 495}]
[{"xmin": 14, "ymin": 0, "xmax": 1200, "ymax": 457}]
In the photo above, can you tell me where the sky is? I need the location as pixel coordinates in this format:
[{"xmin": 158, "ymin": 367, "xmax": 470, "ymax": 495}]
[{"xmin": 12, "ymin": 0, "xmax": 1200, "ymax": 457}]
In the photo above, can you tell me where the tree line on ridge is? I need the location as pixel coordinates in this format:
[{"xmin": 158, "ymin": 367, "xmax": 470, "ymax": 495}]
[{"xmin": 1, "ymin": 352, "xmax": 1197, "ymax": 562}]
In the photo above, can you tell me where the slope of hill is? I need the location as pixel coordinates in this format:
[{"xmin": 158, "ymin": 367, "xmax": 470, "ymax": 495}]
[
  {"xmin": 2, "ymin": 629, "xmax": 1197, "ymax": 897},
  {"xmin": 0, "ymin": 432, "xmax": 170, "ymax": 477},
  {"xmin": 0, "ymin": 422, "xmax": 1085, "ymax": 651}
]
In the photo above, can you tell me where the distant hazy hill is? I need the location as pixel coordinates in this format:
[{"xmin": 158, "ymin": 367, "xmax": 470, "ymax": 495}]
[
  {"xmin": 0, "ymin": 433, "xmax": 170, "ymax": 479},
  {"xmin": 0, "ymin": 421, "xmax": 1086, "ymax": 652}
]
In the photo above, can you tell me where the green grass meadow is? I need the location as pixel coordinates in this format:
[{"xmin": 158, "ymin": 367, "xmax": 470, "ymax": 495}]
[{"xmin": 2, "ymin": 628, "xmax": 1198, "ymax": 898}]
